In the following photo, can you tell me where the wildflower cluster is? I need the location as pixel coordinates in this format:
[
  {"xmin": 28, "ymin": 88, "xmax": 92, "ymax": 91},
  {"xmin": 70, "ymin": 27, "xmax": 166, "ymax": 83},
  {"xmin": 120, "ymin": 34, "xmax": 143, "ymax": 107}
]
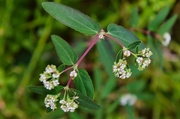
[
  {"xmin": 39, "ymin": 65, "xmax": 60, "ymax": 90},
  {"xmin": 136, "ymin": 48, "xmax": 153, "ymax": 70},
  {"xmin": 44, "ymin": 94, "xmax": 59, "ymax": 110},
  {"xmin": 113, "ymin": 47, "xmax": 152, "ymax": 79},
  {"xmin": 113, "ymin": 59, "xmax": 132, "ymax": 79}
]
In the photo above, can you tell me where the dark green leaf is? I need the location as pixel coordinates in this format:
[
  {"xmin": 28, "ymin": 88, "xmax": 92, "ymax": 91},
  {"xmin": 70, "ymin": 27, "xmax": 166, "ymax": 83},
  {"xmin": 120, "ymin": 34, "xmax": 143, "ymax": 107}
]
[
  {"xmin": 51, "ymin": 35, "xmax": 77, "ymax": 65},
  {"xmin": 28, "ymin": 85, "xmax": 64, "ymax": 96},
  {"xmin": 58, "ymin": 64, "xmax": 66, "ymax": 72},
  {"xmin": 127, "ymin": 41, "xmax": 141, "ymax": 50},
  {"xmin": 148, "ymin": 7, "xmax": 170, "ymax": 31},
  {"xmin": 42, "ymin": 2, "xmax": 101, "ymax": 35},
  {"xmin": 71, "ymin": 89, "xmax": 101, "ymax": 110},
  {"xmin": 74, "ymin": 69, "xmax": 94, "ymax": 99},
  {"xmin": 107, "ymin": 23, "xmax": 141, "ymax": 47},
  {"xmin": 116, "ymin": 49, "xmax": 123, "ymax": 62},
  {"xmin": 158, "ymin": 15, "xmax": 178, "ymax": 35}
]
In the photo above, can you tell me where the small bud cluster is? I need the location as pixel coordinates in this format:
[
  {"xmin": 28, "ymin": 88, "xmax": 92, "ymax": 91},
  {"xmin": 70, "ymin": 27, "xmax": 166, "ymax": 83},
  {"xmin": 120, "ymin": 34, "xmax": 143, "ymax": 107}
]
[
  {"xmin": 123, "ymin": 49, "xmax": 131, "ymax": 57},
  {"xmin": 162, "ymin": 32, "xmax": 171, "ymax": 46},
  {"xmin": 113, "ymin": 59, "xmax": 132, "ymax": 79},
  {"xmin": 120, "ymin": 93, "xmax": 137, "ymax": 106},
  {"xmin": 60, "ymin": 97, "xmax": 78, "ymax": 112},
  {"xmin": 44, "ymin": 94, "xmax": 58, "ymax": 110},
  {"xmin": 39, "ymin": 65, "xmax": 60, "ymax": 90},
  {"xmin": 136, "ymin": 48, "xmax": 152, "ymax": 71}
]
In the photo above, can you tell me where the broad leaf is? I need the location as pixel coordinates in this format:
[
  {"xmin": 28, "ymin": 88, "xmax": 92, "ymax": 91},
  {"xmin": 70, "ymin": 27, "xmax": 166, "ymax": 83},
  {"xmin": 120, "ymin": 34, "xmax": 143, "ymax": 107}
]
[
  {"xmin": 51, "ymin": 35, "xmax": 77, "ymax": 65},
  {"xmin": 148, "ymin": 7, "xmax": 170, "ymax": 31},
  {"xmin": 107, "ymin": 23, "xmax": 141, "ymax": 47},
  {"xmin": 74, "ymin": 69, "xmax": 94, "ymax": 99},
  {"xmin": 158, "ymin": 15, "xmax": 178, "ymax": 35},
  {"xmin": 28, "ymin": 86, "xmax": 64, "ymax": 96},
  {"xmin": 42, "ymin": 2, "xmax": 101, "ymax": 35},
  {"xmin": 127, "ymin": 41, "xmax": 141, "ymax": 50},
  {"xmin": 71, "ymin": 89, "xmax": 101, "ymax": 110}
]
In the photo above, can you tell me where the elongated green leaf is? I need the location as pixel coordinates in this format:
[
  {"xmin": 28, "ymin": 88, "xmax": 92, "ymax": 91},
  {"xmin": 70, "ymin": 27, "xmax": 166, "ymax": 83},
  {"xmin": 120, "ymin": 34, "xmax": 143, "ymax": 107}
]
[
  {"xmin": 148, "ymin": 7, "xmax": 170, "ymax": 31},
  {"xmin": 107, "ymin": 23, "xmax": 141, "ymax": 47},
  {"xmin": 74, "ymin": 69, "xmax": 94, "ymax": 99},
  {"xmin": 28, "ymin": 86, "xmax": 64, "ymax": 96},
  {"xmin": 127, "ymin": 41, "xmax": 141, "ymax": 50},
  {"xmin": 71, "ymin": 89, "xmax": 101, "ymax": 110},
  {"xmin": 158, "ymin": 15, "xmax": 178, "ymax": 35},
  {"xmin": 51, "ymin": 35, "xmax": 77, "ymax": 65},
  {"xmin": 42, "ymin": 2, "xmax": 101, "ymax": 35}
]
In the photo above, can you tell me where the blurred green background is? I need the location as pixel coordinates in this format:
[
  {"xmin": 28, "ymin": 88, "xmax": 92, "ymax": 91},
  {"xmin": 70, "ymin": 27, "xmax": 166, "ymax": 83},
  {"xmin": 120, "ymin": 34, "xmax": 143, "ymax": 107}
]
[{"xmin": 0, "ymin": 0, "xmax": 180, "ymax": 119}]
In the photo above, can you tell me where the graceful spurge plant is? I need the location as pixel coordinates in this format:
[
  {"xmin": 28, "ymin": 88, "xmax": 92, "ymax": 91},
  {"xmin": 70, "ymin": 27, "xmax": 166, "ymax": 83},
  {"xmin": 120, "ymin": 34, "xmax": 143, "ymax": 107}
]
[{"xmin": 28, "ymin": 2, "xmax": 153, "ymax": 113}]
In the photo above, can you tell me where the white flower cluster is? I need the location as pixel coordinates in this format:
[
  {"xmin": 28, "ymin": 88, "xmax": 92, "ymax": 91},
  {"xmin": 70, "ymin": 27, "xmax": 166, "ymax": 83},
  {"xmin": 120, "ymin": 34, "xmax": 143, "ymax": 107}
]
[
  {"xmin": 44, "ymin": 94, "xmax": 58, "ymax": 110},
  {"xmin": 59, "ymin": 97, "xmax": 78, "ymax": 112},
  {"xmin": 70, "ymin": 70, "xmax": 77, "ymax": 79},
  {"xmin": 39, "ymin": 65, "xmax": 60, "ymax": 90},
  {"xmin": 113, "ymin": 59, "xmax": 132, "ymax": 79},
  {"xmin": 136, "ymin": 48, "xmax": 153, "ymax": 71},
  {"xmin": 120, "ymin": 93, "xmax": 137, "ymax": 106}
]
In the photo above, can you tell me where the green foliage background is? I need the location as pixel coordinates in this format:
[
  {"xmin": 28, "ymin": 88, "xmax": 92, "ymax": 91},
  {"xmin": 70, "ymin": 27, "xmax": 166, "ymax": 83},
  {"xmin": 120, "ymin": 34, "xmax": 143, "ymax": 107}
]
[{"xmin": 0, "ymin": 0, "xmax": 180, "ymax": 119}]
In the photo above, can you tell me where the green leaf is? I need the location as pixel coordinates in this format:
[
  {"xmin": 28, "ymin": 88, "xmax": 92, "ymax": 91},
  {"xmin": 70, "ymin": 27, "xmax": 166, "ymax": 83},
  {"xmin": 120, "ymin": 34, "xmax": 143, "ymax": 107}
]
[
  {"xmin": 57, "ymin": 64, "xmax": 66, "ymax": 72},
  {"xmin": 51, "ymin": 35, "xmax": 77, "ymax": 65},
  {"xmin": 127, "ymin": 41, "xmax": 141, "ymax": 50},
  {"xmin": 158, "ymin": 15, "xmax": 178, "ymax": 35},
  {"xmin": 71, "ymin": 89, "xmax": 101, "ymax": 110},
  {"xmin": 148, "ymin": 7, "xmax": 170, "ymax": 31},
  {"xmin": 42, "ymin": 2, "xmax": 101, "ymax": 35},
  {"xmin": 74, "ymin": 69, "xmax": 94, "ymax": 99},
  {"xmin": 28, "ymin": 85, "xmax": 64, "ymax": 96},
  {"xmin": 115, "ymin": 49, "xmax": 123, "ymax": 62},
  {"xmin": 107, "ymin": 23, "xmax": 141, "ymax": 47}
]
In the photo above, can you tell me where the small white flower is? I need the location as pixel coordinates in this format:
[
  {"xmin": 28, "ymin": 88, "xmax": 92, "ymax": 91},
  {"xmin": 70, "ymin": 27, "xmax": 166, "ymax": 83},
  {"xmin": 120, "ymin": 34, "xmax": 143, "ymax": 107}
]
[
  {"xmin": 59, "ymin": 98, "xmax": 79, "ymax": 112},
  {"xmin": 43, "ymin": 81, "xmax": 53, "ymax": 90},
  {"xmin": 123, "ymin": 49, "xmax": 131, "ymax": 57},
  {"xmin": 45, "ymin": 65, "xmax": 55, "ymax": 73},
  {"xmin": 39, "ymin": 73, "xmax": 46, "ymax": 82},
  {"xmin": 136, "ymin": 57, "xmax": 151, "ymax": 70},
  {"xmin": 44, "ymin": 94, "xmax": 58, "ymax": 110},
  {"xmin": 113, "ymin": 59, "xmax": 132, "ymax": 79},
  {"xmin": 70, "ymin": 70, "xmax": 77, "ymax": 79},
  {"xmin": 120, "ymin": 94, "xmax": 137, "ymax": 106},
  {"xmin": 52, "ymin": 72, "xmax": 60, "ymax": 79},
  {"xmin": 139, "ymin": 48, "xmax": 153, "ymax": 58},
  {"xmin": 52, "ymin": 80, "xmax": 59, "ymax": 86},
  {"xmin": 162, "ymin": 32, "xmax": 171, "ymax": 46}
]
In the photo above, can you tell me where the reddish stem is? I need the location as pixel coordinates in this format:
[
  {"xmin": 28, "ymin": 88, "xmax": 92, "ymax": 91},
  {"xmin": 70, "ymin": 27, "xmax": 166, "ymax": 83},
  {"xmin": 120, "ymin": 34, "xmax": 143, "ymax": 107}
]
[
  {"xmin": 76, "ymin": 34, "xmax": 100, "ymax": 66},
  {"xmin": 66, "ymin": 77, "xmax": 73, "ymax": 87}
]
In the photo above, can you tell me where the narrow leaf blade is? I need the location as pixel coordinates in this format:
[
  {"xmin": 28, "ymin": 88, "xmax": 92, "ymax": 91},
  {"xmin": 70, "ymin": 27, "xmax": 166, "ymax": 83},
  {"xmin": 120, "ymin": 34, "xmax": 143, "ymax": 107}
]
[
  {"xmin": 42, "ymin": 2, "xmax": 101, "ymax": 35},
  {"xmin": 74, "ymin": 69, "xmax": 94, "ymax": 99},
  {"xmin": 51, "ymin": 35, "xmax": 77, "ymax": 65},
  {"xmin": 158, "ymin": 15, "xmax": 178, "ymax": 35},
  {"xmin": 107, "ymin": 23, "xmax": 141, "ymax": 47},
  {"xmin": 148, "ymin": 7, "xmax": 170, "ymax": 31},
  {"xmin": 127, "ymin": 41, "xmax": 141, "ymax": 50},
  {"xmin": 72, "ymin": 89, "xmax": 101, "ymax": 110}
]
